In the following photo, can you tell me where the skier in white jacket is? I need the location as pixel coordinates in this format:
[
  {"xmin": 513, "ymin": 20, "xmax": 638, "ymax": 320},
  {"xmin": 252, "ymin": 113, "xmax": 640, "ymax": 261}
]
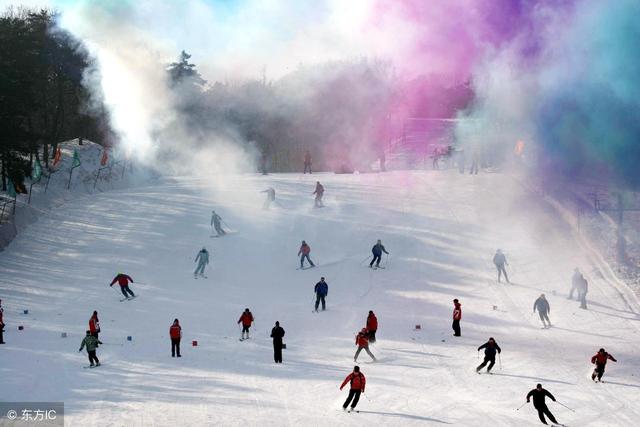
[{"xmin": 194, "ymin": 247, "xmax": 210, "ymax": 278}]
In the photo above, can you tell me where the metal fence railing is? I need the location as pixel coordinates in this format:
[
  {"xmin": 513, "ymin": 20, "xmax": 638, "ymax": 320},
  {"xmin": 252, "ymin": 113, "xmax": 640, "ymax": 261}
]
[{"xmin": 0, "ymin": 195, "xmax": 16, "ymax": 224}]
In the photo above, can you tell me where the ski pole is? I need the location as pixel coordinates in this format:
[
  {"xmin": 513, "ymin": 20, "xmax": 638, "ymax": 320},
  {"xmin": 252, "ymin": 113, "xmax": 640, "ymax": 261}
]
[
  {"xmin": 555, "ymin": 401, "xmax": 575, "ymax": 412},
  {"xmin": 477, "ymin": 350, "xmax": 479, "ymax": 360},
  {"xmin": 359, "ymin": 255, "xmax": 371, "ymax": 265},
  {"xmin": 516, "ymin": 401, "xmax": 528, "ymax": 411},
  {"xmin": 498, "ymin": 353, "xmax": 502, "ymax": 370},
  {"xmin": 363, "ymin": 393, "xmax": 372, "ymax": 402}
]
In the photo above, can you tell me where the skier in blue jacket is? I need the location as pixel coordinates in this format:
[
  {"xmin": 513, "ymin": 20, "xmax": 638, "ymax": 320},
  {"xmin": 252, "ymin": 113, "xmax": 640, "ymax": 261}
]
[
  {"xmin": 314, "ymin": 277, "xmax": 329, "ymax": 311},
  {"xmin": 194, "ymin": 247, "xmax": 210, "ymax": 278}
]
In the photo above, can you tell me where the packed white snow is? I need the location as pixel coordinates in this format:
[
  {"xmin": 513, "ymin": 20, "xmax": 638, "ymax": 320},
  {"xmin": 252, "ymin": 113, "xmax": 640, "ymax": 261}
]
[{"xmin": 0, "ymin": 170, "xmax": 639, "ymax": 426}]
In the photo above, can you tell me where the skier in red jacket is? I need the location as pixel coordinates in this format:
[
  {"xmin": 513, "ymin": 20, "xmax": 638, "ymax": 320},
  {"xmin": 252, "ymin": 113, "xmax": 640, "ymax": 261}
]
[
  {"xmin": 109, "ymin": 273, "xmax": 135, "ymax": 299},
  {"xmin": 238, "ymin": 308, "xmax": 254, "ymax": 340},
  {"xmin": 366, "ymin": 311, "xmax": 378, "ymax": 343},
  {"xmin": 340, "ymin": 366, "xmax": 366, "ymax": 411},
  {"xmin": 354, "ymin": 328, "xmax": 376, "ymax": 362},
  {"xmin": 298, "ymin": 240, "xmax": 315, "ymax": 269},
  {"xmin": 89, "ymin": 311, "xmax": 100, "ymax": 339},
  {"xmin": 452, "ymin": 299, "xmax": 462, "ymax": 337},
  {"xmin": 591, "ymin": 348, "xmax": 616, "ymax": 382},
  {"xmin": 170, "ymin": 319, "xmax": 182, "ymax": 357}
]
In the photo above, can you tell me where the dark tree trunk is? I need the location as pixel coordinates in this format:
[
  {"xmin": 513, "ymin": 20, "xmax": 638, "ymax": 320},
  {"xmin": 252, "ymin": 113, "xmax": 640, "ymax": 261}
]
[{"xmin": 1, "ymin": 150, "xmax": 6, "ymax": 191}]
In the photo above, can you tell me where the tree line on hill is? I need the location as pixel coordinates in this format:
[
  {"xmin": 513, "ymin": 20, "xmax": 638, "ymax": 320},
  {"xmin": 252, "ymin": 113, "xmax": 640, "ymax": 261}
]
[{"xmin": 0, "ymin": 8, "xmax": 113, "ymax": 192}]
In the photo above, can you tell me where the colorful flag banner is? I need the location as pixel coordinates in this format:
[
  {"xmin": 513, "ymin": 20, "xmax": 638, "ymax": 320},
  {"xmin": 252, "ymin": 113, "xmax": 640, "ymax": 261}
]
[
  {"xmin": 32, "ymin": 160, "xmax": 42, "ymax": 182},
  {"xmin": 100, "ymin": 149, "xmax": 109, "ymax": 166},
  {"xmin": 72, "ymin": 150, "xmax": 81, "ymax": 168},
  {"xmin": 53, "ymin": 147, "xmax": 62, "ymax": 166}
]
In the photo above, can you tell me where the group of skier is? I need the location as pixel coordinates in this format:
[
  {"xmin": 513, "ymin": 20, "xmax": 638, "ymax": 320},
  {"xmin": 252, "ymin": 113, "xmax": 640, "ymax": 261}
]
[
  {"xmin": 569, "ymin": 268, "xmax": 589, "ymax": 309},
  {"xmin": 493, "ymin": 250, "xmax": 591, "ymax": 312},
  {"xmin": 260, "ymin": 179, "xmax": 325, "ymax": 211},
  {"xmin": 67, "ymin": 192, "xmax": 611, "ymax": 421}
]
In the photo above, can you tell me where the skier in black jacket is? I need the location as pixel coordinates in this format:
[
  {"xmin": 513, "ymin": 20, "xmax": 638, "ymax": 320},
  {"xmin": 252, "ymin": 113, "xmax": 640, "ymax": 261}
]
[
  {"xmin": 526, "ymin": 383, "xmax": 559, "ymax": 425},
  {"xmin": 476, "ymin": 337, "xmax": 501, "ymax": 373},
  {"xmin": 533, "ymin": 294, "xmax": 551, "ymax": 328},
  {"xmin": 270, "ymin": 321, "xmax": 285, "ymax": 363},
  {"xmin": 369, "ymin": 240, "xmax": 389, "ymax": 268}
]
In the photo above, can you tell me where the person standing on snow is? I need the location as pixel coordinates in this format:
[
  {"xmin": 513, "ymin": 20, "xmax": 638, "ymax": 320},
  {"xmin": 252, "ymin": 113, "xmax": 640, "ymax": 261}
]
[
  {"xmin": 314, "ymin": 277, "xmax": 328, "ymax": 311},
  {"xmin": 533, "ymin": 294, "xmax": 552, "ymax": 328},
  {"xmin": 79, "ymin": 330, "xmax": 103, "ymax": 367},
  {"xmin": 369, "ymin": 240, "xmax": 389, "ymax": 268},
  {"xmin": 109, "ymin": 273, "xmax": 136, "ymax": 299},
  {"xmin": 526, "ymin": 383, "xmax": 559, "ymax": 425},
  {"xmin": 298, "ymin": 240, "xmax": 315, "ymax": 269},
  {"xmin": 270, "ymin": 321, "xmax": 285, "ymax": 363},
  {"xmin": 569, "ymin": 268, "xmax": 583, "ymax": 300},
  {"xmin": 452, "ymin": 299, "xmax": 462, "ymax": 337},
  {"xmin": 313, "ymin": 181, "xmax": 324, "ymax": 207},
  {"xmin": 260, "ymin": 152, "xmax": 268, "ymax": 175},
  {"xmin": 170, "ymin": 319, "xmax": 182, "ymax": 357},
  {"xmin": 476, "ymin": 337, "xmax": 501, "ymax": 373},
  {"xmin": 0, "ymin": 299, "xmax": 5, "ymax": 344},
  {"xmin": 366, "ymin": 311, "xmax": 378, "ymax": 343},
  {"xmin": 354, "ymin": 328, "xmax": 376, "ymax": 362},
  {"xmin": 493, "ymin": 249, "xmax": 509, "ymax": 283},
  {"xmin": 261, "ymin": 187, "xmax": 276, "ymax": 210},
  {"xmin": 194, "ymin": 247, "xmax": 210, "ymax": 278},
  {"xmin": 304, "ymin": 151, "xmax": 312, "ymax": 174},
  {"xmin": 211, "ymin": 210, "xmax": 226, "ymax": 236},
  {"xmin": 89, "ymin": 311, "xmax": 100, "ymax": 339},
  {"xmin": 577, "ymin": 275, "xmax": 589, "ymax": 309},
  {"xmin": 591, "ymin": 348, "xmax": 617, "ymax": 382},
  {"xmin": 340, "ymin": 366, "xmax": 366, "ymax": 411},
  {"xmin": 469, "ymin": 146, "xmax": 480, "ymax": 175},
  {"xmin": 238, "ymin": 308, "xmax": 254, "ymax": 340}
]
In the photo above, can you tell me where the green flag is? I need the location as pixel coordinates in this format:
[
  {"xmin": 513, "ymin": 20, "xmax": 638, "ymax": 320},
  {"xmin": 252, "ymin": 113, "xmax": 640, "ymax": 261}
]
[
  {"xmin": 7, "ymin": 181, "xmax": 17, "ymax": 198},
  {"xmin": 72, "ymin": 150, "xmax": 81, "ymax": 168},
  {"xmin": 32, "ymin": 160, "xmax": 42, "ymax": 182}
]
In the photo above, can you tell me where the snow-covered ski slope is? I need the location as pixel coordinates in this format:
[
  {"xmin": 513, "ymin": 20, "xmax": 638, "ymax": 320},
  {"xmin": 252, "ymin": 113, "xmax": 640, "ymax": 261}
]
[{"xmin": 1, "ymin": 171, "xmax": 639, "ymax": 426}]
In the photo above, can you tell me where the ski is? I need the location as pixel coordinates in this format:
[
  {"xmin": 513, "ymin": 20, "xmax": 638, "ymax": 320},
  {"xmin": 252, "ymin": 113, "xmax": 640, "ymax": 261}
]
[
  {"xmin": 83, "ymin": 364, "xmax": 101, "ymax": 369},
  {"xmin": 120, "ymin": 296, "xmax": 137, "ymax": 302}
]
